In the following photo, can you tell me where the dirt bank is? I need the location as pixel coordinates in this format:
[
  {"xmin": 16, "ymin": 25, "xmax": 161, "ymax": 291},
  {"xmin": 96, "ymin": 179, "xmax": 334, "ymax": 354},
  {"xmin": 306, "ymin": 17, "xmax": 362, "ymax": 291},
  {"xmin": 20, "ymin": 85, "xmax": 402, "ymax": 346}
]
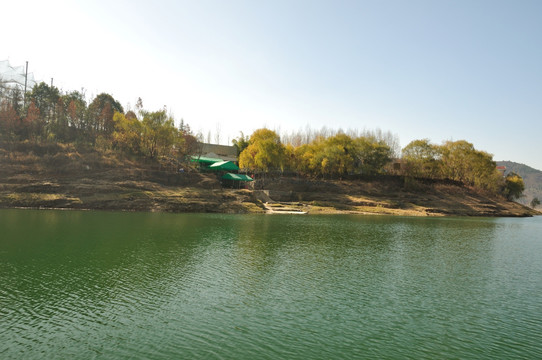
[
  {"xmin": 252, "ymin": 176, "xmax": 538, "ymax": 217},
  {"xmin": 0, "ymin": 143, "xmax": 538, "ymax": 217}
]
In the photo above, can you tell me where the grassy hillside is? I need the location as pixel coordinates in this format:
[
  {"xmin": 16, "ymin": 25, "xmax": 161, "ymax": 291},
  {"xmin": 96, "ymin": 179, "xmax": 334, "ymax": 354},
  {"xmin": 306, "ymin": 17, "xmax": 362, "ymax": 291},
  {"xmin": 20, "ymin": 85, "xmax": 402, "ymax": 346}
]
[{"xmin": 497, "ymin": 161, "xmax": 542, "ymax": 207}]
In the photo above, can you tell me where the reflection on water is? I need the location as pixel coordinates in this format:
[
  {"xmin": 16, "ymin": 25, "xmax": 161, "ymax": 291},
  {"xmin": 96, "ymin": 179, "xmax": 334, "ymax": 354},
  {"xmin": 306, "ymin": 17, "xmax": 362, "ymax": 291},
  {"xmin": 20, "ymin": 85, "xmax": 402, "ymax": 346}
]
[{"xmin": 1, "ymin": 210, "xmax": 541, "ymax": 359}]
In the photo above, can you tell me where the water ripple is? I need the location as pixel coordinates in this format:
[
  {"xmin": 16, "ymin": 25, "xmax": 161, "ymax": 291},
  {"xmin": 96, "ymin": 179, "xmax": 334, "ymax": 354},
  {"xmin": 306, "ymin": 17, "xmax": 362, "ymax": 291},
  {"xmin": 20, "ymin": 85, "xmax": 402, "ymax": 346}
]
[{"xmin": 1, "ymin": 212, "xmax": 542, "ymax": 359}]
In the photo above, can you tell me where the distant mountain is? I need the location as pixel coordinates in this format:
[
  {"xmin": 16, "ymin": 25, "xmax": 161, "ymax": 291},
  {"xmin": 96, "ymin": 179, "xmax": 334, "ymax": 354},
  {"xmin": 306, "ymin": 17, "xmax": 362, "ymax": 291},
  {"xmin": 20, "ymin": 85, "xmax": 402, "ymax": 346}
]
[{"xmin": 497, "ymin": 161, "xmax": 542, "ymax": 207}]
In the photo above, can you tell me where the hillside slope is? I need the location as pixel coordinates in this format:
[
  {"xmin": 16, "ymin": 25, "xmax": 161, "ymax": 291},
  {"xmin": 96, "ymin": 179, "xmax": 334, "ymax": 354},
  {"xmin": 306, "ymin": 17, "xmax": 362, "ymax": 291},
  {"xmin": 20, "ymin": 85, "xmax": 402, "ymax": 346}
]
[
  {"xmin": 497, "ymin": 161, "xmax": 542, "ymax": 207},
  {"xmin": 0, "ymin": 142, "xmax": 263, "ymax": 214},
  {"xmin": 0, "ymin": 142, "xmax": 538, "ymax": 217},
  {"xmin": 253, "ymin": 176, "xmax": 537, "ymax": 217}
]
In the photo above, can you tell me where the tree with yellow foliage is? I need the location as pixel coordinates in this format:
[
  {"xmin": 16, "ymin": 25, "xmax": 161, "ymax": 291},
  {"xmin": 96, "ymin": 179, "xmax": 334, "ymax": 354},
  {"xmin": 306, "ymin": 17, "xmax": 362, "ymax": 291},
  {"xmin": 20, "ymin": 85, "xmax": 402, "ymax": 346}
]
[
  {"xmin": 113, "ymin": 111, "xmax": 143, "ymax": 155},
  {"xmin": 503, "ymin": 172, "xmax": 525, "ymax": 200},
  {"xmin": 239, "ymin": 128, "xmax": 285, "ymax": 172},
  {"xmin": 402, "ymin": 139, "xmax": 441, "ymax": 178}
]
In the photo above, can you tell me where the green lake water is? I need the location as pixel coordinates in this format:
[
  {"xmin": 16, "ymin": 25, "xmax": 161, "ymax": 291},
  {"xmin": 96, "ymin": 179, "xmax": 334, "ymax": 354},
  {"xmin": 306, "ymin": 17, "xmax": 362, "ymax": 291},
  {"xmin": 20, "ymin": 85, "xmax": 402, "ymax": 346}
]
[{"xmin": 1, "ymin": 209, "xmax": 541, "ymax": 359}]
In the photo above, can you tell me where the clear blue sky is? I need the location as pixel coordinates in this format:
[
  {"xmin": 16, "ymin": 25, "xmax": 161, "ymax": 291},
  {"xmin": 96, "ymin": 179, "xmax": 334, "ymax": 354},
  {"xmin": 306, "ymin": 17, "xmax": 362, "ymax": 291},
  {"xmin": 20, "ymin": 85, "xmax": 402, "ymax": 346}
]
[{"xmin": 3, "ymin": 0, "xmax": 542, "ymax": 169}]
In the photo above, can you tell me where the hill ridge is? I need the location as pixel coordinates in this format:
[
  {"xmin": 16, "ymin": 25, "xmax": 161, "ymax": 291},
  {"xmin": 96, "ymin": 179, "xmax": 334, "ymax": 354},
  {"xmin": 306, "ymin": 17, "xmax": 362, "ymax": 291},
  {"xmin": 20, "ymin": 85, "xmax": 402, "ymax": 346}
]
[{"xmin": 497, "ymin": 161, "xmax": 542, "ymax": 206}]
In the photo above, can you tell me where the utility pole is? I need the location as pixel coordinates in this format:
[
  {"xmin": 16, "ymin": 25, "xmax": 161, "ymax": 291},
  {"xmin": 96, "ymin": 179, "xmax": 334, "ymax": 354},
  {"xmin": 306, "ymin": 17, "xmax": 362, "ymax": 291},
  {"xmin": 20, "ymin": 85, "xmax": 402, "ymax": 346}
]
[
  {"xmin": 51, "ymin": 78, "xmax": 53, "ymax": 87},
  {"xmin": 23, "ymin": 61, "xmax": 28, "ymax": 108}
]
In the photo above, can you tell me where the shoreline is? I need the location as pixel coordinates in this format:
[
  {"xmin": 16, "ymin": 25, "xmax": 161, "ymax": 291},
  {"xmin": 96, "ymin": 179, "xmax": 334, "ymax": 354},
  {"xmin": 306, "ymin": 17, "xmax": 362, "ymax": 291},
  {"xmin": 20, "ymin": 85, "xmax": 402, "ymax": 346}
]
[
  {"xmin": 1, "ymin": 145, "xmax": 538, "ymax": 218},
  {"xmin": 0, "ymin": 184, "xmax": 538, "ymax": 217},
  {"xmin": 1, "ymin": 206, "xmax": 539, "ymax": 218},
  {"xmin": 0, "ymin": 204, "xmax": 538, "ymax": 217}
]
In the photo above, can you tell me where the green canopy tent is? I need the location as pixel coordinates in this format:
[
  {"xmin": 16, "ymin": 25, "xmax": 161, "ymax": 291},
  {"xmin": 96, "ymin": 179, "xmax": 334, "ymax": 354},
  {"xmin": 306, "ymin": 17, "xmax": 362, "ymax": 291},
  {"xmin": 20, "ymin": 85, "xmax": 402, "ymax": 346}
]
[
  {"xmin": 221, "ymin": 172, "xmax": 253, "ymax": 188},
  {"xmin": 221, "ymin": 173, "xmax": 253, "ymax": 181},
  {"xmin": 190, "ymin": 155, "xmax": 224, "ymax": 171},
  {"xmin": 190, "ymin": 155, "xmax": 223, "ymax": 165},
  {"xmin": 209, "ymin": 161, "xmax": 239, "ymax": 171}
]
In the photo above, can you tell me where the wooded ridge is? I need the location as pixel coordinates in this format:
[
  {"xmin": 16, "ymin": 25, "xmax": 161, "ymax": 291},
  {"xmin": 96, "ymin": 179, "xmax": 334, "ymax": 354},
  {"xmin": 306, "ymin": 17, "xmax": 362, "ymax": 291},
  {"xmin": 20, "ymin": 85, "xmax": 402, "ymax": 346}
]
[{"xmin": 0, "ymin": 80, "xmax": 537, "ymax": 216}]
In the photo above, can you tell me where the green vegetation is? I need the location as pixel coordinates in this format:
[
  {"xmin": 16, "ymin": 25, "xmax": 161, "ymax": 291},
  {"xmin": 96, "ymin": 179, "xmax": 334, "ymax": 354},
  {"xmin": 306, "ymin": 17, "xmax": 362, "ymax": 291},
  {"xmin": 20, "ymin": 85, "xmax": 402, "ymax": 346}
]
[
  {"xmin": 402, "ymin": 139, "xmax": 442, "ymax": 179},
  {"xmin": 401, "ymin": 138, "xmax": 519, "ymax": 198},
  {"xmin": 235, "ymin": 129, "xmax": 523, "ymax": 201},
  {"xmin": 0, "ymin": 83, "xmax": 197, "ymax": 167},
  {"xmin": 231, "ymin": 132, "xmax": 249, "ymax": 156},
  {"xmin": 0, "ymin": 78, "xmax": 527, "ymax": 203},
  {"xmin": 238, "ymin": 128, "xmax": 393, "ymax": 178},
  {"xmin": 503, "ymin": 172, "xmax": 525, "ymax": 201},
  {"xmin": 497, "ymin": 161, "xmax": 542, "ymax": 206},
  {"xmin": 239, "ymin": 128, "xmax": 285, "ymax": 172}
]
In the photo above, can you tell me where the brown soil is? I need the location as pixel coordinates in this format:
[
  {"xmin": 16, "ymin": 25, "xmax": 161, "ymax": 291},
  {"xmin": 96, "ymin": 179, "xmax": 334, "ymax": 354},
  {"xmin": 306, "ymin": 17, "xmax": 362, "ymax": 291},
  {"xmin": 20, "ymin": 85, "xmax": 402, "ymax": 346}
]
[
  {"xmin": 254, "ymin": 176, "xmax": 539, "ymax": 217},
  {"xmin": 0, "ymin": 142, "xmax": 538, "ymax": 217}
]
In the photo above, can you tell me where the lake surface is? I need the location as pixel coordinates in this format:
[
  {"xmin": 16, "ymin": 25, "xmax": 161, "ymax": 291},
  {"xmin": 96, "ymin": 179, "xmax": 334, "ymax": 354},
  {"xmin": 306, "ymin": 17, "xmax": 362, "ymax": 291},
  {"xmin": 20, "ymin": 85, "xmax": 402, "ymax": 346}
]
[{"xmin": 1, "ymin": 210, "xmax": 541, "ymax": 359}]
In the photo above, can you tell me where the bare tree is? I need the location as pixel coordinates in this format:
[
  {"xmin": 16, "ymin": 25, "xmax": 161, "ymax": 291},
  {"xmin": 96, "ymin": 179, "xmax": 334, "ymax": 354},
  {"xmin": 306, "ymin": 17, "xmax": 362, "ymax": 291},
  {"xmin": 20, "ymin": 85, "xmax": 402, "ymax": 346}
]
[{"xmin": 214, "ymin": 123, "xmax": 221, "ymax": 144}]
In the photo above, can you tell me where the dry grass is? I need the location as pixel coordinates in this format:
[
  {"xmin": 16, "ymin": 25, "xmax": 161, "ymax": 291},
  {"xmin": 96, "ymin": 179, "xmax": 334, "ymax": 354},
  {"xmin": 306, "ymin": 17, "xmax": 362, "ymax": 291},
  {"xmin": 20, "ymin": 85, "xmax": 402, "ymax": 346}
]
[{"xmin": 0, "ymin": 141, "xmax": 539, "ymax": 216}]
